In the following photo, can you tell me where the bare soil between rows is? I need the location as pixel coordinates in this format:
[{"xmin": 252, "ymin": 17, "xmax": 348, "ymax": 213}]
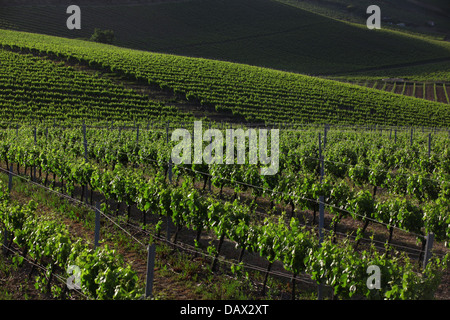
[{"xmin": 352, "ymin": 81, "xmax": 450, "ymax": 104}]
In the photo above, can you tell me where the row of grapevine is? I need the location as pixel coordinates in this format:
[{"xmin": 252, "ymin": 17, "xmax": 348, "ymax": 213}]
[
  {"xmin": 2, "ymin": 149, "xmax": 448, "ymax": 300},
  {"xmin": 0, "ymin": 29, "xmax": 449, "ymax": 127},
  {"xmin": 0, "ymin": 49, "xmax": 194, "ymax": 125},
  {"xmin": 1, "ymin": 124, "xmax": 448, "ymax": 244},
  {"xmin": 0, "ymin": 180, "xmax": 143, "ymax": 299},
  {"xmin": 0, "ymin": 124, "xmax": 449, "ymax": 299}
]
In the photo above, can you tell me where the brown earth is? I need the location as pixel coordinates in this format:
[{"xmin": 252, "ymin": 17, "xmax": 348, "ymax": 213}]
[
  {"xmin": 348, "ymin": 80, "xmax": 450, "ymax": 104},
  {"xmin": 404, "ymin": 83, "xmax": 414, "ymax": 97},
  {"xmin": 435, "ymin": 84, "xmax": 448, "ymax": 104},
  {"xmin": 425, "ymin": 84, "xmax": 435, "ymax": 101}
]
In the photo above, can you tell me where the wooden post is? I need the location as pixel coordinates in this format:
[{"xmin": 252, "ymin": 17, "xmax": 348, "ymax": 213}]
[
  {"xmin": 318, "ymin": 195, "xmax": 324, "ymax": 301},
  {"xmin": 83, "ymin": 122, "xmax": 89, "ymax": 202},
  {"xmin": 318, "ymin": 132, "xmax": 325, "ymax": 300},
  {"xmin": 2, "ymin": 226, "xmax": 6, "ymax": 253},
  {"xmin": 428, "ymin": 133, "xmax": 431, "ymax": 157},
  {"xmin": 94, "ymin": 202, "xmax": 101, "ymax": 248},
  {"xmin": 145, "ymin": 244, "xmax": 156, "ymax": 298},
  {"xmin": 209, "ymin": 123, "xmax": 212, "ymax": 193},
  {"xmin": 8, "ymin": 164, "xmax": 13, "ymax": 193},
  {"xmin": 136, "ymin": 125, "xmax": 139, "ymax": 145},
  {"xmin": 83, "ymin": 121, "xmax": 88, "ymax": 163},
  {"xmin": 166, "ymin": 122, "xmax": 171, "ymax": 242},
  {"xmin": 2, "ymin": 165, "xmax": 13, "ymax": 254},
  {"xmin": 319, "ymin": 196, "xmax": 325, "ymax": 245},
  {"xmin": 33, "ymin": 127, "xmax": 37, "ymax": 181},
  {"xmin": 423, "ymin": 233, "xmax": 434, "ymax": 270},
  {"xmin": 166, "ymin": 121, "xmax": 172, "ymax": 183}
]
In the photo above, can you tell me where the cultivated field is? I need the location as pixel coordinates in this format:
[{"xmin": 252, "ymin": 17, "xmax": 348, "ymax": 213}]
[{"xmin": 0, "ymin": 0, "xmax": 449, "ymax": 304}]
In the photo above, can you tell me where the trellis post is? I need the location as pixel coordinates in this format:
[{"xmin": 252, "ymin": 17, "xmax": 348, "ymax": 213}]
[
  {"xmin": 166, "ymin": 121, "xmax": 172, "ymax": 242},
  {"xmin": 145, "ymin": 243, "xmax": 156, "ymax": 298},
  {"xmin": 428, "ymin": 133, "xmax": 431, "ymax": 157},
  {"xmin": 94, "ymin": 202, "xmax": 101, "ymax": 248},
  {"xmin": 318, "ymin": 132, "xmax": 325, "ymax": 300},
  {"xmin": 423, "ymin": 233, "xmax": 435, "ymax": 270}
]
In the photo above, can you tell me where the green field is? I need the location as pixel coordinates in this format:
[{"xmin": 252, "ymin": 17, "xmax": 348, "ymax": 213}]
[
  {"xmin": 1, "ymin": 0, "xmax": 450, "ymax": 302},
  {"xmin": 1, "ymin": 0, "xmax": 450, "ymax": 78},
  {"xmin": 278, "ymin": 0, "xmax": 450, "ymax": 39},
  {"xmin": 1, "ymin": 105, "xmax": 449, "ymax": 300},
  {"xmin": 0, "ymin": 48, "xmax": 193, "ymax": 124},
  {"xmin": 1, "ymin": 28, "xmax": 449, "ymax": 126}
]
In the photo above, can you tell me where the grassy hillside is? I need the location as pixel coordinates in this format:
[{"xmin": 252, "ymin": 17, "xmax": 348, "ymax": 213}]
[
  {"xmin": 1, "ymin": 29, "xmax": 449, "ymax": 127},
  {"xmin": 1, "ymin": 0, "xmax": 450, "ymax": 77},
  {"xmin": 277, "ymin": 0, "xmax": 450, "ymax": 39}
]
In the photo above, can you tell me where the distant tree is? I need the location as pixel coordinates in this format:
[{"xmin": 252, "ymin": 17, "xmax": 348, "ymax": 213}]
[
  {"xmin": 346, "ymin": 4, "xmax": 358, "ymax": 13},
  {"xmin": 90, "ymin": 28, "xmax": 115, "ymax": 44}
]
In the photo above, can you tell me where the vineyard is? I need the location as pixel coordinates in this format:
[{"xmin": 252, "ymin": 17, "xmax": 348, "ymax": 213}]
[
  {"xmin": 1, "ymin": 122, "xmax": 449, "ymax": 300},
  {"xmin": 335, "ymin": 80, "xmax": 450, "ymax": 104},
  {"xmin": 0, "ymin": 48, "xmax": 194, "ymax": 124},
  {"xmin": 0, "ymin": 4, "xmax": 449, "ymax": 302},
  {"xmin": 2, "ymin": 0, "xmax": 450, "ymax": 76},
  {"xmin": 0, "ymin": 29, "xmax": 450, "ymax": 127}
]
